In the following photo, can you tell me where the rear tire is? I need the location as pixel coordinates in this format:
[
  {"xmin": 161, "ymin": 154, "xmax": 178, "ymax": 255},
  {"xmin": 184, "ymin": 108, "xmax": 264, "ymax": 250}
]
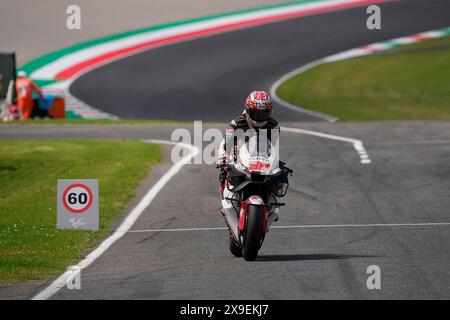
[
  {"xmin": 242, "ymin": 205, "xmax": 264, "ymax": 261},
  {"xmin": 229, "ymin": 234, "xmax": 242, "ymax": 257}
]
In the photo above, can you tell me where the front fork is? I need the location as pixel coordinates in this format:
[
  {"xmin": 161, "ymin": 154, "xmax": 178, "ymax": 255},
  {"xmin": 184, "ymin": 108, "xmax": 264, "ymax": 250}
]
[
  {"xmin": 222, "ymin": 188, "xmax": 279, "ymax": 246},
  {"xmin": 237, "ymin": 196, "xmax": 269, "ymax": 239}
]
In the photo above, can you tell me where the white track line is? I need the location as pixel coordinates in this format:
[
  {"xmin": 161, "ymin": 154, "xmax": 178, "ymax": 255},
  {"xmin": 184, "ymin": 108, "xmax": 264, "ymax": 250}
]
[
  {"xmin": 282, "ymin": 126, "xmax": 371, "ymax": 164},
  {"xmin": 372, "ymin": 140, "xmax": 450, "ymax": 146},
  {"xmin": 272, "ymin": 222, "xmax": 450, "ymax": 229},
  {"xmin": 32, "ymin": 140, "xmax": 199, "ymax": 300},
  {"xmin": 128, "ymin": 227, "xmax": 228, "ymax": 233},
  {"xmin": 128, "ymin": 222, "xmax": 450, "ymax": 233}
]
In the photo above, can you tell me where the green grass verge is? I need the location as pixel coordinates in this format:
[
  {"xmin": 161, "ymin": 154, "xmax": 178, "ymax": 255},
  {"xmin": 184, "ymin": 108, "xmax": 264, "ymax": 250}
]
[
  {"xmin": 0, "ymin": 140, "xmax": 162, "ymax": 283},
  {"xmin": 277, "ymin": 36, "xmax": 450, "ymax": 121}
]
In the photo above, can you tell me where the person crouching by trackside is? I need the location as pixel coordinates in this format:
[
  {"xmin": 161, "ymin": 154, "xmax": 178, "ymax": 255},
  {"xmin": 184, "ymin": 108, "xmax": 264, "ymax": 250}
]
[
  {"xmin": 216, "ymin": 90, "xmax": 280, "ymax": 198},
  {"xmin": 15, "ymin": 71, "xmax": 44, "ymax": 120}
]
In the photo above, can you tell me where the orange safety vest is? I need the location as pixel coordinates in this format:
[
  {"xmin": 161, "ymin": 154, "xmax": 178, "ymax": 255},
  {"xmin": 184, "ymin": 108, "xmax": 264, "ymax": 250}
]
[{"xmin": 15, "ymin": 78, "xmax": 42, "ymax": 120}]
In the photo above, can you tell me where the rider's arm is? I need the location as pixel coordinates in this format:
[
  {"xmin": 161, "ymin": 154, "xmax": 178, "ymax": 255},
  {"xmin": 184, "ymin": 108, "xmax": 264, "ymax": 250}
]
[
  {"xmin": 217, "ymin": 139, "xmax": 226, "ymax": 165},
  {"xmin": 217, "ymin": 121, "xmax": 239, "ymax": 166},
  {"xmin": 223, "ymin": 122, "xmax": 237, "ymax": 160}
]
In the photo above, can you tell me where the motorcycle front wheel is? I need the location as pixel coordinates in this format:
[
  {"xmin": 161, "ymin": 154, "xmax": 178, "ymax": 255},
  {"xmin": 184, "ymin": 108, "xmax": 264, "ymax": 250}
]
[{"xmin": 242, "ymin": 205, "xmax": 264, "ymax": 261}]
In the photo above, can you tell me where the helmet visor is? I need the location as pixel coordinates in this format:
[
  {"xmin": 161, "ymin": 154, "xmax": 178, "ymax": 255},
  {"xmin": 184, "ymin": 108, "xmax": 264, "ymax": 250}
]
[{"xmin": 247, "ymin": 108, "xmax": 272, "ymax": 122}]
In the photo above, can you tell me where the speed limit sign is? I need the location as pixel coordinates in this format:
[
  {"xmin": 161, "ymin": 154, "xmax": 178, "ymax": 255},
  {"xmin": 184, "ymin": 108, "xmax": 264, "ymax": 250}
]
[{"xmin": 57, "ymin": 179, "xmax": 99, "ymax": 230}]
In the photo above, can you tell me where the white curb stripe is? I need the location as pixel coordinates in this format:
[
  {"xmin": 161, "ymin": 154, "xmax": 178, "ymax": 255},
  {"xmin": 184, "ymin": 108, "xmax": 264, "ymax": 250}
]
[{"xmin": 32, "ymin": 140, "xmax": 199, "ymax": 300}]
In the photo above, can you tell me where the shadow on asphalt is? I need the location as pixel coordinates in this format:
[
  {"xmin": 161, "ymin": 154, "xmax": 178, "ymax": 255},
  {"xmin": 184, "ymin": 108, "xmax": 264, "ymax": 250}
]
[{"xmin": 256, "ymin": 254, "xmax": 377, "ymax": 262}]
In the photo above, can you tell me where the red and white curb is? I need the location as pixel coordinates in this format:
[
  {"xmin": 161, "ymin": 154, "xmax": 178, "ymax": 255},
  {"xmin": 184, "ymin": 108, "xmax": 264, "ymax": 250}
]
[
  {"xmin": 271, "ymin": 26, "xmax": 450, "ymax": 122},
  {"xmin": 324, "ymin": 27, "xmax": 450, "ymax": 62},
  {"xmin": 28, "ymin": 0, "xmax": 386, "ymax": 119}
]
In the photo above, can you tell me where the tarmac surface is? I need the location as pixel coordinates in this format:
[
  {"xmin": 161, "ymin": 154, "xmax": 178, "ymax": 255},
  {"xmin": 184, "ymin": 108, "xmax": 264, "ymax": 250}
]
[{"xmin": 1, "ymin": 120, "xmax": 449, "ymax": 299}]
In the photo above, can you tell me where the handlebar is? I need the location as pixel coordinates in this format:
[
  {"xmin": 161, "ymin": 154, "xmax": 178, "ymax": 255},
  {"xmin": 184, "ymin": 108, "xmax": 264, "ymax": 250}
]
[
  {"xmin": 280, "ymin": 161, "xmax": 293, "ymax": 174},
  {"xmin": 217, "ymin": 161, "xmax": 293, "ymax": 176},
  {"xmin": 225, "ymin": 197, "xmax": 285, "ymax": 208},
  {"xmin": 215, "ymin": 163, "xmax": 228, "ymax": 169}
]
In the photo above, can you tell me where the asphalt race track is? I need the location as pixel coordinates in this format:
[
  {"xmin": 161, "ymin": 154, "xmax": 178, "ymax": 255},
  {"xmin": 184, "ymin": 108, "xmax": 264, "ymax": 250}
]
[
  {"xmin": 71, "ymin": 0, "xmax": 450, "ymax": 122},
  {"xmin": 1, "ymin": 0, "xmax": 450, "ymax": 299},
  {"xmin": 2, "ymin": 120, "xmax": 450, "ymax": 299}
]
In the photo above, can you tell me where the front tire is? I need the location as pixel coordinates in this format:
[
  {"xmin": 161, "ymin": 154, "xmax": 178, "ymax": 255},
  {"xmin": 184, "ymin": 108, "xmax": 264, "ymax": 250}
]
[{"xmin": 242, "ymin": 205, "xmax": 264, "ymax": 261}]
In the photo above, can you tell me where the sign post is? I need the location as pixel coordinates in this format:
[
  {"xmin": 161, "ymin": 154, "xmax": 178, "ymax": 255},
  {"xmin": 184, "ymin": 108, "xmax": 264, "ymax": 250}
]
[
  {"xmin": 57, "ymin": 179, "xmax": 99, "ymax": 231},
  {"xmin": 0, "ymin": 53, "xmax": 16, "ymax": 101}
]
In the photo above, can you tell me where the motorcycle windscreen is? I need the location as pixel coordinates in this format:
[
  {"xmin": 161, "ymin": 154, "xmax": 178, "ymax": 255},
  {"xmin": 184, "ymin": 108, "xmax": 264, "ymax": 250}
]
[{"xmin": 238, "ymin": 129, "xmax": 279, "ymax": 175}]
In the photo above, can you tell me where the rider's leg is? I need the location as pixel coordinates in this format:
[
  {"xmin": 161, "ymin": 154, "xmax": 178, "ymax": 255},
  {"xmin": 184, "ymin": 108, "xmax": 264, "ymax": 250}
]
[{"xmin": 218, "ymin": 169, "xmax": 226, "ymax": 198}]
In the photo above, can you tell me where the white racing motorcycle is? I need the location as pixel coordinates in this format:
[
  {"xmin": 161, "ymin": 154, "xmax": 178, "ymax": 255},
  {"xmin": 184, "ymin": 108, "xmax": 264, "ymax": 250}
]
[{"xmin": 217, "ymin": 131, "xmax": 293, "ymax": 261}]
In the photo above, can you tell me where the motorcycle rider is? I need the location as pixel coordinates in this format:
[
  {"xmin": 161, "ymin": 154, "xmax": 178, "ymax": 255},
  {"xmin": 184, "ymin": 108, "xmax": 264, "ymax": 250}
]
[{"xmin": 217, "ymin": 90, "xmax": 280, "ymax": 196}]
